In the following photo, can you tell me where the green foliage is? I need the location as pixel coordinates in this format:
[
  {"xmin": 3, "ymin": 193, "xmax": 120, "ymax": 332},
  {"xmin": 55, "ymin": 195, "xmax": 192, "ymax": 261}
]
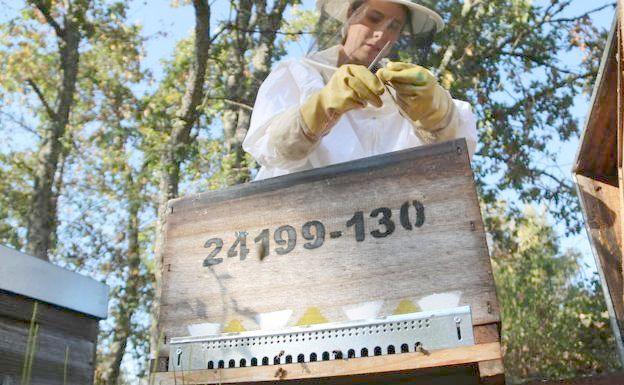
[
  {"xmin": 21, "ymin": 301, "xmax": 39, "ymax": 385},
  {"xmin": 488, "ymin": 204, "xmax": 620, "ymax": 383},
  {"xmin": 0, "ymin": 151, "xmax": 33, "ymax": 249},
  {"xmin": 416, "ymin": 0, "xmax": 613, "ymax": 234}
]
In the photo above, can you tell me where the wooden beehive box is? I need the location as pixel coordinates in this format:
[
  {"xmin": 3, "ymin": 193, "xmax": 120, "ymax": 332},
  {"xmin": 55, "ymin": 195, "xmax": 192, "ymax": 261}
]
[
  {"xmin": 153, "ymin": 139, "xmax": 503, "ymax": 384},
  {"xmin": 573, "ymin": 5, "xmax": 624, "ymax": 363},
  {"xmin": 0, "ymin": 245, "xmax": 108, "ymax": 385}
]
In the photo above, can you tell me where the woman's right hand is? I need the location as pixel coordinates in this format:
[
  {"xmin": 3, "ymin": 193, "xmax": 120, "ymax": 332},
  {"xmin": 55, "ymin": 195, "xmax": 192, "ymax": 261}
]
[{"xmin": 299, "ymin": 64, "xmax": 385, "ymax": 141}]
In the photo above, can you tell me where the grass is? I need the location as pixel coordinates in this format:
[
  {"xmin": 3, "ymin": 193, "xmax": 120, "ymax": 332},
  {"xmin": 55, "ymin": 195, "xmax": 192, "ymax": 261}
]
[
  {"xmin": 63, "ymin": 345, "xmax": 70, "ymax": 385},
  {"xmin": 20, "ymin": 301, "xmax": 39, "ymax": 385},
  {"xmin": 17, "ymin": 302, "xmax": 73, "ymax": 385}
]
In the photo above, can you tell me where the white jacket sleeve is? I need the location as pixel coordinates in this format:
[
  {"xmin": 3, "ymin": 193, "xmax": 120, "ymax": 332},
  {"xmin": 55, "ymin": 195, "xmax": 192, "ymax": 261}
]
[{"xmin": 243, "ymin": 62, "xmax": 319, "ymax": 170}]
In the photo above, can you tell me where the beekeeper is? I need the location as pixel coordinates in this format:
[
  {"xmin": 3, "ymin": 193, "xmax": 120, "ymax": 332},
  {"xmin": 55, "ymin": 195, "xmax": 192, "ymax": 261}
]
[{"xmin": 243, "ymin": 0, "xmax": 477, "ymax": 180}]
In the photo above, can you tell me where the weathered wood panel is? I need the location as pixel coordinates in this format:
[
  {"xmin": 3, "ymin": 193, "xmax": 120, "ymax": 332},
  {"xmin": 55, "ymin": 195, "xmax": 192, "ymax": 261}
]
[
  {"xmin": 158, "ymin": 140, "xmax": 499, "ymax": 358},
  {"xmin": 474, "ymin": 324, "xmax": 504, "ymax": 383},
  {"xmin": 0, "ymin": 290, "xmax": 99, "ymax": 341},
  {"xmin": 574, "ymin": 11, "xmax": 624, "ymax": 363},
  {"xmin": 576, "ymin": 175, "xmax": 624, "ymax": 334},
  {"xmin": 575, "ymin": 18, "xmax": 619, "ymax": 181},
  {"xmin": 0, "ymin": 291, "xmax": 98, "ymax": 385}
]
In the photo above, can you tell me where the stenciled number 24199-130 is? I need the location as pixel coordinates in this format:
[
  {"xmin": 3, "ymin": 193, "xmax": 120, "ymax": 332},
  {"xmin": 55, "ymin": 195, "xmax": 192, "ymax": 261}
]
[{"xmin": 202, "ymin": 200, "xmax": 425, "ymax": 267}]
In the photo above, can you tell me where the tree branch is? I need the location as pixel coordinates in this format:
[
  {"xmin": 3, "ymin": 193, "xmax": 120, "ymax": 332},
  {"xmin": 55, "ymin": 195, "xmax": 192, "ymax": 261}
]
[
  {"xmin": 204, "ymin": 97, "xmax": 253, "ymax": 111},
  {"xmin": 0, "ymin": 110, "xmax": 40, "ymax": 136},
  {"xmin": 26, "ymin": 78, "xmax": 58, "ymax": 120},
  {"xmin": 506, "ymin": 71, "xmax": 595, "ymax": 115},
  {"xmin": 482, "ymin": 1, "xmax": 561, "ymax": 60},
  {"xmin": 547, "ymin": 3, "xmax": 616, "ymax": 23},
  {"xmin": 209, "ymin": 23, "xmax": 230, "ymax": 44},
  {"xmin": 437, "ymin": 0, "xmax": 484, "ymax": 74},
  {"xmin": 29, "ymin": 0, "xmax": 64, "ymax": 37},
  {"xmin": 221, "ymin": 25, "xmax": 311, "ymax": 36},
  {"xmin": 499, "ymin": 50, "xmax": 578, "ymax": 75},
  {"xmin": 173, "ymin": 0, "xmax": 211, "ymax": 132}
]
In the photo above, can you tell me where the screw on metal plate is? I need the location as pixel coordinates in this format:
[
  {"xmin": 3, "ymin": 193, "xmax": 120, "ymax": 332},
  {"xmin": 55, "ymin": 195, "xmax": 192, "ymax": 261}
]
[
  {"xmin": 175, "ymin": 348, "xmax": 183, "ymax": 367},
  {"xmin": 456, "ymin": 146, "xmax": 463, "ymax": 155}
]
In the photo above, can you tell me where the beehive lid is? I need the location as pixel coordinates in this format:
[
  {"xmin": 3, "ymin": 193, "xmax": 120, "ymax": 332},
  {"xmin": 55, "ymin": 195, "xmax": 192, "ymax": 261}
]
[{"xmin": 0, "ymin": 245, "xmax": 108, "ymax": 319}]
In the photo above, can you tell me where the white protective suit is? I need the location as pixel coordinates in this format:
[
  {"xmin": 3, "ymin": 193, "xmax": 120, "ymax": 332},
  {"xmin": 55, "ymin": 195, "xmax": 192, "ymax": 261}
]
[{"xmin": 243, "ymin": 46, "xmax": 477, "ymax": 180}]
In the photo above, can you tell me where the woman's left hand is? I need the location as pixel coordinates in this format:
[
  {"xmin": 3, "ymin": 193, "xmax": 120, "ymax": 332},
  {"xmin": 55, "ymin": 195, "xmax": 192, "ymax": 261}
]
[{"xmin": 377, "ymin": 62, "xmax": 454, "ymax": 131}]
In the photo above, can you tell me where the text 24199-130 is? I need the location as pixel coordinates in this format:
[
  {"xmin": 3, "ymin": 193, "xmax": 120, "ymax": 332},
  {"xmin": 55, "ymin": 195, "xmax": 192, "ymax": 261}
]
[{"xmin": 202, "ymin": 200, "xmax": 425, "ymax": 267}]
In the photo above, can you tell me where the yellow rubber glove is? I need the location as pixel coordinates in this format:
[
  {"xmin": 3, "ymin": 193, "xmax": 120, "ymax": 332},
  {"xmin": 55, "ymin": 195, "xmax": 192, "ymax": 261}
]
[
  {"xmin": 300, "ymin": 64, "xmax": 385, "ymax": 141},
  {"xmin": 377, "ymin": 62, "xmax": 454, "ymax": 132}
]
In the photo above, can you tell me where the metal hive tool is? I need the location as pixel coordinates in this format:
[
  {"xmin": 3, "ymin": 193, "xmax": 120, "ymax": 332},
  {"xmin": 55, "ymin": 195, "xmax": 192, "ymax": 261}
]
[{"xmin": 169, "ymin": 306, "xmax": 474, "ymax": 371}]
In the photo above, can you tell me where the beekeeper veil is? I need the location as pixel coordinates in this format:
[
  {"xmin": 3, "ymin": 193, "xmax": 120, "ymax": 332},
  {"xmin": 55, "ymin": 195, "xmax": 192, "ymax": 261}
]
[{"xmin": 307, "ymin": 0, "xmax": 445, "ymax": 70}]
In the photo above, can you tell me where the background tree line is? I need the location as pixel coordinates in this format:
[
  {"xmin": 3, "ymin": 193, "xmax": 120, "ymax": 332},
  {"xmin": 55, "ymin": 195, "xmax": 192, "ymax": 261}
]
[{"xmin": 0, "ymin": 0, "xmax": 619, "ymax": 383}]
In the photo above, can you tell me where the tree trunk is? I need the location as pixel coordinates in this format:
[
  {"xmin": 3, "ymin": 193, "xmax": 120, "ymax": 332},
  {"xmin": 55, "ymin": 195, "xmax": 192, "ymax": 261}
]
[
  {"xmin": 26, "ymin": 0, "xmax": 89, "ymax": 260},
  {"xmin": 222, "ymin": 106, "xmax": 253, "ymax": 185},
  {"xmin": 94, "ymin": 85, "xmax": 149, "ymax": 384},
  {"xmin": 150, "ymin": 0, "xmax": 212, "ymax": 367},
  {"xmin": 221, "ymin": 0, "xmax": 294, "ymax": 185},
  {"xmin": 104, "ymin": 193, "xmax": 142, "ymax": 385}
]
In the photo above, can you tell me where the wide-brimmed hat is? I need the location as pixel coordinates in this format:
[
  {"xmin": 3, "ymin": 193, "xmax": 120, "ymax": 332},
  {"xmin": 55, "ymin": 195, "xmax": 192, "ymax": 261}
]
[{"xmin": 316, "ymin": 0, "xmax": 444, "ymax": 35}]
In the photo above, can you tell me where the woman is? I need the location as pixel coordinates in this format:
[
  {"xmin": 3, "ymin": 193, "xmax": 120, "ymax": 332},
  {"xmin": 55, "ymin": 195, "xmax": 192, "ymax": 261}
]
[{"xmin": 243, "ymin": 0, "xmax": 477, "ymax": 180}]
